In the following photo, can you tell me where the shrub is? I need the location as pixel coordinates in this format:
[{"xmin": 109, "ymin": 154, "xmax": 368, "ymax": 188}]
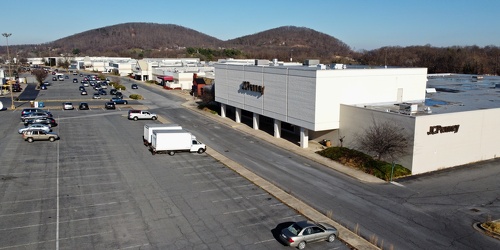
[
  {"xmin": 316, "ymin": 147, "xmax": 411, "ymax": 180},
  {"xmin": 129, "ymin": 94, "xmax": 143, "ymax": 100},
  {"xmin": 109, "ymin": 82, "xmax": 126, "ymax": 91}
]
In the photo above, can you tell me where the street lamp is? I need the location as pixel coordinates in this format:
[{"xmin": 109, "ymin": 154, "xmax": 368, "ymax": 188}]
[{"xmin": 2, "ymin": 32, "xmax": 15, "ymax": 110}]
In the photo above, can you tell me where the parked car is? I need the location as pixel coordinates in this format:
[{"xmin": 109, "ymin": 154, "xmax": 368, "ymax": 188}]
[
  {"xmin": 82, "ymin": 81, "xmax": 89, "ymax": 87},
  {"xmin": 279, "ymin": 221, "xmax": 338, "ymax": 249},
  {"xmin": 81, "ymin": 90, "xmax": 88, "ymax": 95},
  {"xmin": 114, "ymin": 92, "xmax": 123, "ymax": 98},
  {"xmin": 21, "ymin": 108, "xmax": 50, "ymax": 116},
  {"xmin": 131, "ymin": 83, "xmax": 138, "ymax": 89},
  {"xmin": 79, "ymin": 86, "xmax": 85, "ymax": 91},
  {"xmin": 110, "ymin": 89, "xmax": 118, "ymax": 95},
  {"xmin": 21, "ymin": 111, "xmax": 52, "ymax": 122},
  {"xmin": 128, "ymin": 110, "xmax": 158, "ymax": 120},
  {"xmin": 12, "ymin": 84, "xmax": 23, "ymax": 92},
  {"xmin": 24, "ymin": 117, "xmax": 57, "ymax": 127},
  {"xmin": 22, "ymin": 129, "xmax": 59, "ymax": 143},
  {"xmin": 52, "ymin": 76, "xmax": 57, "ymax": 81},
  {"xmin": 63, "ymin": 102, "xmax": 74, "ymax": 110},
  {"xmin": 99, "ymin": 89, "xmax": 107, "ymax": 95},
  {"xmin": 73, "ymin": 78, "xmax": 78, "ymax": 83},
  {"xmin": 92, "ymin": 93, "xmax": 101, "ymax": 99},
  {"xmin": 65, "ymin": 75, "xmax": 69, "ymax": 79},
  {"xmin": 111, "ymin": 97, "xmax": 127, "ymax": 105},
  {"xmin": 79, "ymin": 102, "xmax": 89, "ymax": 110},
  {"xmin": 40, "ymin": 85, "xmax": 47, "ymax": 90},
  {"xmin": 104, "ymin": 102, "xmax": 115, "ymax": 110},
  {"xmin": 44, "ymin": 81, "xmax": 50, "ymax": 86},
  {"xmin": 18, "ymin": 123, "xmax": 52, "ymax": 134}
]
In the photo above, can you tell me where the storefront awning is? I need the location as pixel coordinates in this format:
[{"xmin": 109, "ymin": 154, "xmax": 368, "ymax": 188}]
[{"xmin": 157, "ymin": 76, "xmax": 174, "ymax": 81}]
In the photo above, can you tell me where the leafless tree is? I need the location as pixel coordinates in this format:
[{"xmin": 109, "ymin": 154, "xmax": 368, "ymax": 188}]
[
  {"xmin": 356, "ymin": 120, "xmax": 410, "ymax": 161},
  {"xmin": 31, "ymin": 69, "xmax": 48, "ymax": 88}
]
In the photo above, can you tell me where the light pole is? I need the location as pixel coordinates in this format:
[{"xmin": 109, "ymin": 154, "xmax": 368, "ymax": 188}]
[{"xmin": 2, "ymin": 32, "xmax": 15, "ymax": 110}]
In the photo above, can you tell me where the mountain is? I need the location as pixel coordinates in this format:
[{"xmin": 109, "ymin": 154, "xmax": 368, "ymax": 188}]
[
  {"xmin": 12, "ymin": 23, "xmax": 353, "ymax": 62},
  {"xmin": 49, "ymin": 22, "xmax": 223, "ymax": 57},
  {"xmin": 224, "ymin": 26, "xmax": 353, "ymax": 62}
]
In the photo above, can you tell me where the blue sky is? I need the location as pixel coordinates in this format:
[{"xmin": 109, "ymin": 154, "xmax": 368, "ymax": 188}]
[{"xmin": 2, "ymin": 0, "xmax": 499, "ymax": 51}]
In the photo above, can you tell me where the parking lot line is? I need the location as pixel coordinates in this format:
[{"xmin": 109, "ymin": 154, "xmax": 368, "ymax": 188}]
[{"xmin": 223, "ymin": 207, "xmax": 256, "ymax": 215}]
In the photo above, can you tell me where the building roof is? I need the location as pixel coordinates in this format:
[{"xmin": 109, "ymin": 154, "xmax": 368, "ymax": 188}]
[{"xmin": 362, "ymin": 74, "xmax": 500, "ymax": 115}]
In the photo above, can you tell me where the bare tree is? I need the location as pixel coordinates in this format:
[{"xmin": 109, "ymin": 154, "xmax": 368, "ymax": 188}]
[
  {"xmin": 31, "ymin": 69, "xmax": 48, "ymax": 88},
  {"xmin": 357, "ymin": 121, "xmax": 409, "ymax": 161}
]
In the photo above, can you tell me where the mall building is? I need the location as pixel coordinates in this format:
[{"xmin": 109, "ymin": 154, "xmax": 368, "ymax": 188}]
[{"xmin": 214, "ymin": 60, "xmax": 500, "ymax": 175}]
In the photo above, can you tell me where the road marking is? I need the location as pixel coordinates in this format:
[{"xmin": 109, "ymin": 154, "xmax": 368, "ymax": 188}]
[
  {"xmin": 0, "ymin": 190, "xmax": 125, "ymax": 204},
  {"xmin": 0, "ymin": 200, "xmax": 130, "ymax": 217},
  {"xmin": 280, "ymin": 214, "xmax": 303, "ymax": 220},
  {"xmin": 223, "ymin": 207, "xmax": 256, "ymax": 214},
  {"xmin": 212, "ymin": 197, "xmax": 243, "ymax": 203},
  {"xmin": 56, "ymin": 138, "xmax": 60, "ymax": 250},
  {"xmin": 254, "ymin": 239, "xmax": 275, "ymax": 244},
  {"xmin": 390, "ymin": 181, "xmax": 405, "ymax": 187},
  {"xmin": 0, "ymin": 212, "xmax": 136, "ymax": 231}
]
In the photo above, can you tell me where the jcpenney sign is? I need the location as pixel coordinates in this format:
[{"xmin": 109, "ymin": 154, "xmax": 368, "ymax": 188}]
[{"xmin": 427, "ymin": 125, "xmax": 460, "ymax": 135}]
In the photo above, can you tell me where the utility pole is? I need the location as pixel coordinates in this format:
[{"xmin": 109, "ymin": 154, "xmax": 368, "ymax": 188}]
[{"xmin": 3, "ymin": 33, "xmax": 15, "ymax": 110}]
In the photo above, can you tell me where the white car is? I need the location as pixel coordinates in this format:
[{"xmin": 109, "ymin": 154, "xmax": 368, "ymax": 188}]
[
  {"xmin": 18, "ymin": 123, "xmax": 51, "ymax": 134},
  {"xmin": 63, "ymin": 102, "xmax": 74, "ymax": 110}
]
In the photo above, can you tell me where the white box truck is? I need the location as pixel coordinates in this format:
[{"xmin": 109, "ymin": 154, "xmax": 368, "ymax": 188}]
[
  {"xmin": 143, "ymin": 123, "xmax": 182, "ymax": 146},
  {"xmin": 150, "ymin": 130, "xmax": 206, "ymax": 155}
]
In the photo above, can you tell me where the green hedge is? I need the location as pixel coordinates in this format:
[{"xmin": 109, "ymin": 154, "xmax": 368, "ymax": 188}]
[
  {"xmin": 316, "ymin": 147, "xmax": 411, "ymax": 181},
  {"xmin": 129, "ymin": 94, "xmax": 143, "ymax": 100}
]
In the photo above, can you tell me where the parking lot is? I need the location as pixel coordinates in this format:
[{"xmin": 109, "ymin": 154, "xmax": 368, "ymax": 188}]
[{"xmin": 0, "ymin": 74, "xmax": 348, "ymax": 249}]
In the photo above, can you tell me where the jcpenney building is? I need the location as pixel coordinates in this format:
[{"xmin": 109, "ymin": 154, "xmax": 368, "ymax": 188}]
[{"xmin": 214, "ymin": 60, "xmax": 500, "ymax": 175}]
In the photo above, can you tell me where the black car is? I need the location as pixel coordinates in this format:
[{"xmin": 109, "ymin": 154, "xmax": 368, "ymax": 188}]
[
  {"xmin": 99, "ymin": 89, "xmax": 107, "ymax": 95},
  {"xmin": 131, "ymin": 84, "xmax": 138, "ymax": 89},
  {"xmin": 115, "ymin": 92, "xmax": 123, "ymax": 99},
  {"xmin": 73, "ymin": 78, "xmax": 78, "ymax": 83},
  {"xmin": 41, "ymin": 85, "xmax": 47, "ymax": 90},
  {"xmin": 52, "ymin": 76, "xmax": 57, "ymax": 81},
  {"xmin": 110, "ymin": 89, "xmax": 118, "ymax": 95},
  {"xmin": 79, "ymin": 86, "xmax": 85, "ymax": 91},
  {"xmin": 105, "ymin": 102, "xmax": 116, "ymax": 110},
  {"xmin": 79, "ymin": 102, "xmax": 89, "ymax": 110},
  {"xmin": 24, "ymin": 117, "xmax": 57, "ymax": 127}
]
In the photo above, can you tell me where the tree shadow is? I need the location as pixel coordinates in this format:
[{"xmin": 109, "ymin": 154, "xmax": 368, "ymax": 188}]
[{"xmin": 271, "ymin": 221, "xmax": 295, "ymax": 246}]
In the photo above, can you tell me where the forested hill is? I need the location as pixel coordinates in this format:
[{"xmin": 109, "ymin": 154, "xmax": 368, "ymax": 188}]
[
  {"xmin": 10, "ymin": 23, "xmax": 354, "ymax": 62},
  {"xmin": 5, "ymin": 22, "xmax": 500, "ymax": 75}
]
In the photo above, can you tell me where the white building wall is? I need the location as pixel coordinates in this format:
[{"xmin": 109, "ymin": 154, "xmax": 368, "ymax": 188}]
[
  {"xmin": 262, "ymin": 67, "xmax": 288, "ymax": 121},
  {"xmin": 339, "ymin": 104, "xmax": 416, "ymax": 171},
  {"xmin": 340, "ymin": 104, "xmax": 500, "ymax": 175},
  {"xmin": 215, "ymin": 64, "xmax": 427, "ymax": 132},
  {"xmin": 412, "ymin": 108, "xmax": 500, "ymax": 174}
]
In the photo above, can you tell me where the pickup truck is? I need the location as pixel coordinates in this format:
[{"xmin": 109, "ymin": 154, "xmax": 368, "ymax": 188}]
[{"xmin": 128, "ymin": 110, "xmax": 158, "ymax": 121}]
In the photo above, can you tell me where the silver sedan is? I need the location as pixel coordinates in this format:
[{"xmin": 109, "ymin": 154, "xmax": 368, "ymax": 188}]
[
  {"xmin": 18, "ymin": 123, "xmax": 52, "ymax": 134},
  {"xmin": 280, "ymin": 220, "xmax": 338, "ymax": 249}
]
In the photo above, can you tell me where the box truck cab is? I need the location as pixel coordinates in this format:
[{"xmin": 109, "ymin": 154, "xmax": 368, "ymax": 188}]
[{"xmin": 150, "ymin": 130, "xmax": 206, "ymax": 156}]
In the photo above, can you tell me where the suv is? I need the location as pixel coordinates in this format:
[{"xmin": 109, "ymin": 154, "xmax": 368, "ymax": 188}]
[
  {"xmin": 128, "ymin": 110, "xmax": 158, "ymax": 121},
  {"xmin": 22, "ymin": 129, "xmax": 59, "ymax": 142}
]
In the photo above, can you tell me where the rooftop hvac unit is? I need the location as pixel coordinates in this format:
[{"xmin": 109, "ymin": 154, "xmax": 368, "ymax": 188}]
[
  {"xmin": 399, "ymin": 103, "xmax": 418, "ymax": 114},
  {"xmin": 303, "ymin": 59, "xmax": 319, "ymax": 66}
]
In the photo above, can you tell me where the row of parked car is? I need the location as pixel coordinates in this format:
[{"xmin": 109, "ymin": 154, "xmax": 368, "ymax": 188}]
[{"xmin": 19, "ymin": 108, "xmax": 59, "ymax": 142}]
